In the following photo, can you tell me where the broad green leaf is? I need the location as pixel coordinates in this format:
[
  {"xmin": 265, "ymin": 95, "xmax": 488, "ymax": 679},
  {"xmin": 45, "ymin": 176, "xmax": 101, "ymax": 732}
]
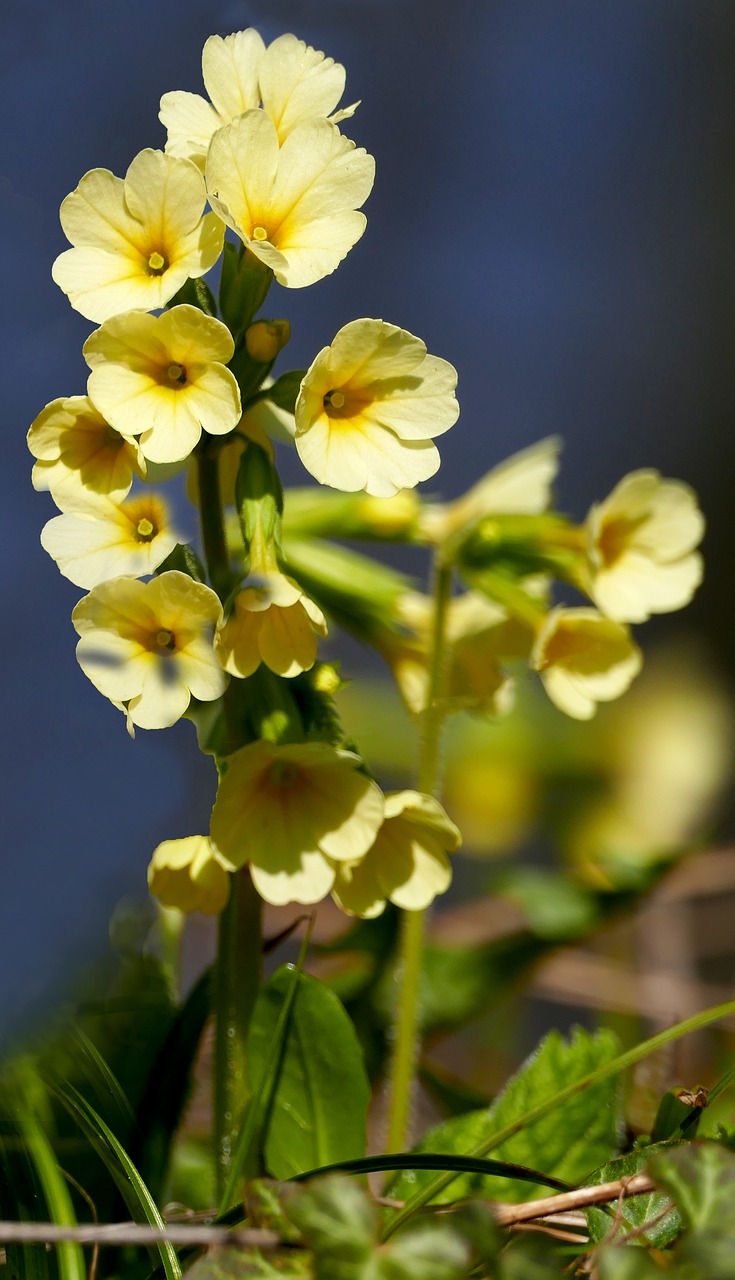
[
  {"xmin": 247, "ymin": 969, "xmax": 370, "ymax": 1179},
  {"xmin": 648, "ymin": 1140, "xmax": 735, "ymax": 1234},
  {"xmin": 495, "ymin": 869, "xmax": 600, "ymax": 940},
  {"xmin": 286, "ymin": 1177, "xmax": 375, "ymax": 1261},
  {"xmin": 586, "ymin": 1144, "xmax": 683, "ymax": 1248},
  {"xmin": 418, "ymin": 933, "xmax": 548, "ymax": 1031},
  {"xmin": 183, "ymin": 1245, "xmax": 311, "ymax": 1279},
  {"xmin": 389, "ymin": 1028, "xmax": 620, "ymax": 1203}
]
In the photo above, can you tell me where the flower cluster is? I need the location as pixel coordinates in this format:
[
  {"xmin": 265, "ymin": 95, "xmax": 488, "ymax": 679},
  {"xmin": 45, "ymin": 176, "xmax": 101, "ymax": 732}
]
[{"xmin": 31, "ymin": 25, "xmax": 703, "ymax": 921}]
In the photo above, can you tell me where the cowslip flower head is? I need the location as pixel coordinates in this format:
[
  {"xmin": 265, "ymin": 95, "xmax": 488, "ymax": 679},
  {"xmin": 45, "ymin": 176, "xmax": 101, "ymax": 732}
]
[
  {"xmin": 332, "ymin": 791, "xmax": 460, "ymax": 918},
  {"xmin": 52, "ymin": 150, "xmax": 224, "ymax": 323},
  {"xmin": 531, "ymin": 606, "xmax": 642, "ymax": 720},
  {"xmin": 205, "ymin": 111, "xmax": 374, "ymax": 288},
  {"xmin": 40, "ymin": 492, "xmax": 180, "ymax": 589},
  {"xmin": 148, "ymin": 836, "xmax": 230, "ymax": 915},
  {"xmin": 215, "ymin": 572, "xmax": 327, "ymax": 678},
  {"xmin": 83, "ymin": 306, "xmax": 241, "ymax": 464},
  {"xmin": 72, "ymin": 571, "xmax": 227, "ymax": 730},
  {"xmin": 586, "ymin": 469, "xmax": 704, "ymax": 624},
  {"xmin": 420, "ymin": 437, "xmax": 561, "ymax": 544},
  {"xmin": 210, "ymin": 740, "xmax": 384, "ymax": 906},
  {"xmin": 294, "ymin": 319, "xmax": 459, "ymax": 497},
  {"xmin": 161, "ymin": 29, "xmax": 358, "ymax": 167},
  {"xmin": 28, "ymin": 396, "xmax": 145, "ymax": 514}
]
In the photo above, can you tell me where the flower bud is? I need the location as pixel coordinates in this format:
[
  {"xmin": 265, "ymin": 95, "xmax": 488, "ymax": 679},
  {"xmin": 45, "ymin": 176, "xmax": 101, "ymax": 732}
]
[{"xmin": 245, "ymin": 319, "xmax": 291, "ymax": 363}]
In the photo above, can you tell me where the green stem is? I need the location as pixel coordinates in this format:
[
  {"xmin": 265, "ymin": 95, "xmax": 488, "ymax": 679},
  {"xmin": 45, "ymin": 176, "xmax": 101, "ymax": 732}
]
[
  {"xmin": 386, "ymin": 555, "xmax": 452, "ymax": 1154},
  {"xmin": 213, "ymin": 867, "xmax": 262, "ymax": 1200}
]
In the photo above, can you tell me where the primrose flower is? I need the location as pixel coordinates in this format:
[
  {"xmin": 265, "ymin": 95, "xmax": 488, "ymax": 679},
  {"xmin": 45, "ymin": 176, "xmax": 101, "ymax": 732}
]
[
  {"xmin": 531, "ymin": 606, "xmax": 642, "ymax": 720},
  {"xmin": 148, "ymin": 836, "xmax": 230, "ymax": 915},
  {"xmin": 586, "ymin": 470, "xmax": 704, "ymax": 624},
  {"xmin": 52, "ymin": 150, "xmax": 224, "ymax": 323},
  {"xmin": 40, "ymin": 492, "xmax": 180, "ymax": 589},
  {"xmin": 332, "ymin": 791, "xmax": 460, "ymax": 918},
  {"xmin": 72, "ymin": 571, "xmax": 227, "ymax": 730},
  {"xmin": 161, "ymin": 29, "xmax": 358, "ymax": 167},
  {"xmin": 420, "ymin": 437, "xmax": 561, "ymax": 543},
  {"xmin": 205, "ymin": 111, "xmax": 374, "ymax": 288},
  {"xmin": 294, "ymin": 319, "xmax": 459, "ymax": 497},
  {"xmin": 84, "ymin": 306, "xmax": 241, "ymax": 464},
  {"xmin": 28, "ymin": 396, "xmax": 144, "ymax": 514},
  {"xmin": 215, "ymin": 572, "xmax": 327, "ymax": 678},
  {"xmin": 210, "ymin": 740, "xmax": 384, "ymax": 906}
]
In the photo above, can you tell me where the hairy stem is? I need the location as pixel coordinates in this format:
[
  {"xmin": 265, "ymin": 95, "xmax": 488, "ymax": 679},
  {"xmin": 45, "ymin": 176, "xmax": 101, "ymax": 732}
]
[{"xmin": 386, "ymin": 555, "xmax": 452, "ymax": 1154}]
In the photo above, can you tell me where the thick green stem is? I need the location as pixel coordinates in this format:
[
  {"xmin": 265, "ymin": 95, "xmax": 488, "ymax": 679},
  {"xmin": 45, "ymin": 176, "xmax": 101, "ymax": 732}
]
[
  {"xmin": 386, "ymin": 555, "xmax": 452, "ymax": 1154},
  {"xmin": 213, "ymin": 867, "xmax": 262, "ymax": 1199}
]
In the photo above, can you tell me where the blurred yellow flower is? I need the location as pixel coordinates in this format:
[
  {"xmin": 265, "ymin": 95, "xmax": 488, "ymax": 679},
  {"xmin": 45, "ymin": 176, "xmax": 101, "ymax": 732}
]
[
  {"xmin": 332, "ymin": 791, "xmax": 460, "ymax": 918},
  {"xmin": 40, "ymin": 492, "xmax": 180, "ymax": 589},
  {"xmin": 586, "ymin": 469, "xmax": 704, "ymax": 623},
  {"xmin": 148, "ymin": 835, "xmax": 230, "ymax": 915},
  {"xmin": 210, "ymin": 740, "xmax": 384, "ymax": 905},
  {"xmin": 28, "ymin": 396, "xmax": 144, "ymax": 514},
  {"xmin": 215, "ymin": 572, "xmax": 327, "ymax": 678},
  {"xmin": 531, "ymin": 606, "xmax": 642, "ymax": 720},
  {"xmin": 52, "ymin": 150, "xmax": 223, "ymax": 322},
  {"xmin": 205, "ymin": 111, "xmax": 374, "ymax": 288},
  {"xmin": 420, "ymin": 437, "xmax": 561, "ymax": 544},
  {"xmin": 72, "ymin": 571, "xmax": 227, "ymax": 730},
  {"xmin": 84, "ymin": 306, "xmax": 241, "ymax": 464},
  {"xmin": 161, "ymin": 29, "xmax": 358, "ymax": 166},
  {"xmin": 295, "ymin": 319, "xmax": 459, "ymax": 496}
]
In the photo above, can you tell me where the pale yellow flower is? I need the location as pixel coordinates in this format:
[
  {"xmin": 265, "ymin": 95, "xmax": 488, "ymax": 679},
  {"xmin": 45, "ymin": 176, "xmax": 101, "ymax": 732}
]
[
  {"xmin": 84, "ymin": 305, "xmax": 241, "ymax": 464},
  {"xmin": 215, "ymin": 572, "xmax": 327, "ymax": 678},
  {"xmin": 148, "ymin": 835, "xmax": 230, "ymax": 915},
  {"xmin": 72, "ymin": 571, "xmax": 227, "ymax": 730},
  {"xmin": 531, "ymin": 606, "xmax": 642, "ymax": 720},
  {"xmin": 27, "ymin": 396, "xmax": 144, "ymax": 514},
  {"xmin": 420, "ymin": 437, "xmax": 561, "ymax": 543},
  {"xmin": 40, "ymin": 492, "xmax": 180, "ymax": 588},
  {"xmin": 586, "ymin": 469, "xmax": 704, "ymax": 623},
  {"xmin": 332, "ymin": 791, "xmax": 460, "ymax": 918},
  {"xmin": 205, "ymin": 111, "xmax": 374, "ymax": 288},
  {"xmin": 52, "ymin": 150, "xmax": 224, "ymax": 323},
  {"xmin": 161, "ymin": 29, "xmax": 358, "ymax": 166},
  {"xmin": 295, "ymin": 319, "xmax": 459, "ymax": 496},
  {"xmin": 210, "ymin": 740, "xmax": 384, "ymax": 906}
]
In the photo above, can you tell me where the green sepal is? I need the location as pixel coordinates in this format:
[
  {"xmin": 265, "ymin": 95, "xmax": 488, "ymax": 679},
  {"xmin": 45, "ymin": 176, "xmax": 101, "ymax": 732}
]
[
  {"xmin": 264, "ymin": 369, "xmax": 307, "ymax": 414},
  {"xmin": 167, "ymin": 275, "xmax": 218, "ymax": 317},
  {"xmin": 219, "ymin": 242, "xmax": 273, "ymax": 335},
  {"xmin": 456, "ymin": 513, "xmax": 584, "ymax": 584},
  {"xmin": 156, "ymin": 541, "xmax": 206, "ymax": 582},
  {"xmin": 235, "ymin": 442, "xmax": 284, "ymax": 566}
]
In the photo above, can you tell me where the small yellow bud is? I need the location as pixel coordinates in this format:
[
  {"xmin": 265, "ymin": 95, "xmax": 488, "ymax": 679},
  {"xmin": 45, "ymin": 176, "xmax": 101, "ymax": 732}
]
[
  {"xmin": 245, "ymin": 319, "xmax": 291, "ymax": 363},
  {"xmin": 313, "ymin": 663, "xmax": 342, "ymax": 695}
]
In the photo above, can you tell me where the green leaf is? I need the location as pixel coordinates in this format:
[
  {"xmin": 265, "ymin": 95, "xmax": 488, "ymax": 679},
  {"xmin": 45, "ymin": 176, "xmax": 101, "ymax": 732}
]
[
  {"xmin": 0, "ymin": 1113, "xmax": 54, "ymax": 1280},
  {"xmin": 265, "ymin": 370, "xmax": 306, "ymax": 414},
  {"xmin": 417, "ymin": 932, "xmax": 548, "ymax": 1032},
  {"xmin": 247, "ymin": 968, "xmax": 370, "ymax": 1179},
  {"xmin": 495, "ymin": 869, "xmax": 600, "ymax": 940},
  {"xmin": 648, "ymin": 1141, "xmax": 735, "ymax": 1234},
  {"xmin": 596, "ymin": 1248, "xmax": 666, "ymax": 1280},
  {"xmin": 586, "ymin": 1144, "xmax": 683, "ymax": 1248},
  {"xmin": 389, "ymin": 1028, "xmax": 620, "ymax": 1204},
  {"xmin": 285, "ymin": 1177, "xmax": 375, "ymax": 1262},
  {"xmin": 498, "ymin": 1235, "xmax": 568, "ymax": 1279},
  {"xmin": 44, "ymin": 1074, "xmax": 181, "ymax": 1280},
  {"xmin": 168, "ymin": 275, "xmax": 218, "ymax": 316},
  {"xmin": 183, "ymin": 1245, "xmax": 310, "ymax": 1279}
]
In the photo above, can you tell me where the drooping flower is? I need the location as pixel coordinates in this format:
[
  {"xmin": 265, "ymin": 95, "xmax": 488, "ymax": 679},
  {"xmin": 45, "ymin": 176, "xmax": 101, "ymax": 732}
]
[
  {"xmin": 205, "ymin": 111, "xmax": 374, "ymax": 288},
  {"xmin": 40, "ymin": 492, "xmax": 180, "ymax": 588},
  {"xmin": 52, "ymin": 150, "xmax": 224, "ymax": 323},
  {"xmin": 72, "ymin": 571, "xmax": 227, "ymax": 730},
  {"xmin": 83, "ymin": 306, "xmax": 241, "ymax": 464},
  {"xmin": 215, "ymin": 572, "xmax": 327, "ymax": 678},
  {"xmin": 419, "ymin": 437, "xmax": 562, "ymax": 543},
  {"xmin": 531, "ymin": 606, "xmax": 642, "ymax": 720},
  {"xmin": 148, "ymin": 835, "xmax": 230, "ymax": 915},
  {"xmin": 332, "ymin": 791, "xmax": 460, "ymax": 918},
  {"xmin": 294, "ymin": 319, "xmax": 459, "ymax": 496},
  {"xmin": 210, "ymin": 740, "xmax": 384, "ymax": 906},
  {"xmin": 585, "ymin": 469, "xmax": 704, "ymax": 623},
  {"xmin": 161, "ymin": 29, "xmax": 358, "ymax": 167},
  {"xmin": 27, "ymin": 396, "xmax": 145, "ymax": 514}
]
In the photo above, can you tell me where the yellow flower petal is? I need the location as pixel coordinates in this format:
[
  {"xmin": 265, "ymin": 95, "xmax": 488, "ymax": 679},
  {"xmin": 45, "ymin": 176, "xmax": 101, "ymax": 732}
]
[
  {"xmin": 148, "ymin": 836, "xmax": 230, "ymax": 915},
  {"xmin": 532, "ymin": 606, "xmax": 642, "ymax": 720},
  {"xmin": 40, "ymin": 492, "xmax": 179, "ymax": 588},
  {"xmin": 28, "ymin": 395, "xmax": 144, "ymax": 513}
]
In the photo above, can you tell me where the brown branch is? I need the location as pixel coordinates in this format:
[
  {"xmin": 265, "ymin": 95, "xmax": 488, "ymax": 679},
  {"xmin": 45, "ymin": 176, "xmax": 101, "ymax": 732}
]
[
  {"xmin": 0, "ymin": 1222, "xmax": 283, "ymax": 1250},
  {"xmin": 490, "ymin": 1173, "xmax": 656, "ymax": 1226}
]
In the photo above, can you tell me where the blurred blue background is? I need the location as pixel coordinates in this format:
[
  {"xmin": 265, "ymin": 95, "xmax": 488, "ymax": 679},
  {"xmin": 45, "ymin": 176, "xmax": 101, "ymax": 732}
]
[{"xmin": 2, "ymin": 0, "xmax": 734, "ymax": 1041}]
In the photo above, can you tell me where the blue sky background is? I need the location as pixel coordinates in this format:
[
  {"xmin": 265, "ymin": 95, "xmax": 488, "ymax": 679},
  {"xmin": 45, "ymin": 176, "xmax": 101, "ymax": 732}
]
[{"xmin": 2, "ymin": 0, "xmax": 734, "ymax": 1042}]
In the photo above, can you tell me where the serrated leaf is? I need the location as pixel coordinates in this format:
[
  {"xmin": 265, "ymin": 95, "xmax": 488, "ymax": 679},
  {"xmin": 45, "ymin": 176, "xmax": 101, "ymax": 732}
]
[
  {"xmin": 586, "ymin": 1144, "xmax": 683, "ymax": 1248},
  {"xmin": 389, "ymin": 1028, "xmax": 620, "ymax": 1204},
  {"xmin": 286, "ymin": 1177, "xmax": 375, "ymax": 1262},
  {"xmin": 648, "ymin": 1140, "xmax": 735, "ymax": 1234},
  {"xmin": 184, "ymin": 1245, "xmax": 310, "ymax": 1279},
  {"xmin": 380, "ymin": 1225, "xmax": 469, "ymax": 1280},
  {"xmin": 247, "ymin": 969, "xmax": 370, "ymax": 1179}
]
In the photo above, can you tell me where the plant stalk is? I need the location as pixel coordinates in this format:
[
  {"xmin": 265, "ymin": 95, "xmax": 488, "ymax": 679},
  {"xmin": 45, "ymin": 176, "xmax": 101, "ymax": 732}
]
[{"xmin": 386, "ymin": 554, "xmax": 452, "ymax": 1154}]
